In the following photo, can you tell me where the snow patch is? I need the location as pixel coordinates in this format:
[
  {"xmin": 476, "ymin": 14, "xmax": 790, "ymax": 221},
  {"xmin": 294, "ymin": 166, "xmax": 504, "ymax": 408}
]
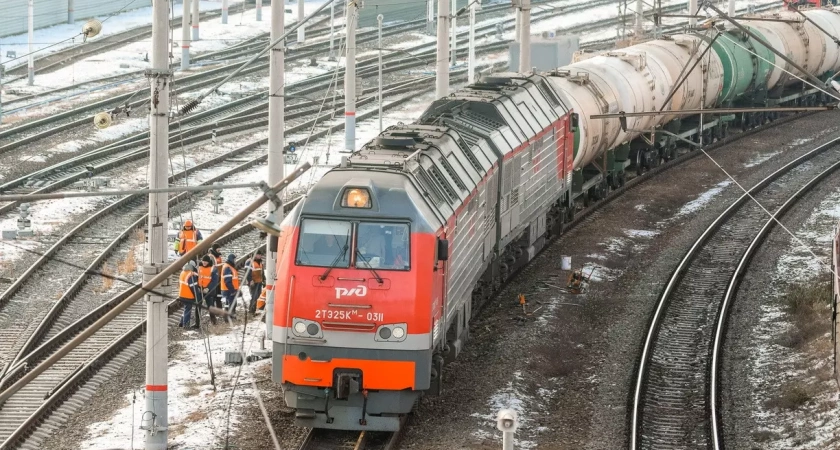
[
  {"xmin": 744, "ymin": 150, "xmax": 782, "ymax": 168},
  {"xmin": 675, "ymin": 180, "xmax": 733, "ymax": 217}
]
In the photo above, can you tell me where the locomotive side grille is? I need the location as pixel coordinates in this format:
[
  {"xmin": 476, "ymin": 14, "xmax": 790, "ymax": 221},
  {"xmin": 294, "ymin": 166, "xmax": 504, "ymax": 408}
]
[
  {"xmin": 511, "ymin": 153, "xmax": 522, "ymax": 208},
  {"xmin": 438, "ymin": 156, "xmax": 468, "ymax": 192},
  {"xmin": 446, "ymin": 124, "xmax": 486, "ymax": 174},
  {"xmin": 461, "ymin": 110, "xmax": 504, "ymax": 133},
  {"xmin": 537, "ymin": 79, "xmax": 563, "ymax": 109},
  {"xmin": 428, "ymin": 165, "xmax": 459, "ymax": 203},
  {"xmin": 413, "ymin": 166, "xmax": 446, "ymax": 207}
]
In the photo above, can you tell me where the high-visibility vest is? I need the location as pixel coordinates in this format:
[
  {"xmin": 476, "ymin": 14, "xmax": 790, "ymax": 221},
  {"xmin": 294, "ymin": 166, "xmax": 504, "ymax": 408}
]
[
  {"xmin": 197, "ymin": 265, "xmax": 213, "ymax": 288},
  {"xmin": 222, "ymin": 263, "xmax": 240, "ymax": 292},
  {"xmin": 249, "ymin": 260, "xmax": 263, "ymax": 283},
  {"xmin": 179, "ymin": 271, "xmax": 197, "ymax": 299},
  {"xmin": 179, "ymin": 229, "xmax": 199, "ymax": 254},
  {"xmin": 256, "ymin": 288, "xmax": 267, "ymax": 310},
  {"xmin": 212, "ymin": 253, "xmax": 223, "ymax": 277}
]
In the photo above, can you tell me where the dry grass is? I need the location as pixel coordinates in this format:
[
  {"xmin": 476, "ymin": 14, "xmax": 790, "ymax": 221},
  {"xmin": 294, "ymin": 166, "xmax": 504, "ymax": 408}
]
[
  {"xmin": 778, "ymin": 274, "xmax": 831, "ymax": 349},
  {"xmin": 184, "ymin": 410, "xmax": 209, "ymax": 422},
  {"xmin": 117, "ymin": 245, "xmax": 137, "ymax": 274},
  {"xmin": 764, "ymin": 382, "xmax": 817, "ymax": 410},
  {"xmin": 97, "ymin": 266, "xmax": 114, "ymax": 293}
]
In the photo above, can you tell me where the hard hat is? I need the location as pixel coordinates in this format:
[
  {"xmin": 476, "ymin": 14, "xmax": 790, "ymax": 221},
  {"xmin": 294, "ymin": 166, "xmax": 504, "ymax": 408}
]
[
  {"xmin": 183, "ymin": 261, "xmax": 196, "ymax": 271},
  {"xmin": 185, "ymin": 219, "xmax": 193, "ymax": 228}
]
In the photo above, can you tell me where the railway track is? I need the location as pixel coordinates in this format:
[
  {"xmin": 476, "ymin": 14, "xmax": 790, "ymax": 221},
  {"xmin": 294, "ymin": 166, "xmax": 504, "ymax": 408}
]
[
  {"xmin": 0, "ymin": 3, "xmax": 344, "ymax": 114},
  {"xmin": 0, "ymin": 0, "xmax": 522, "ymax": 149},
  {"xmin": 629, "ymin": 136, "xmax": 840, "ymax": 449},
  {"xmin": 0, "ymin": 82, "xmax": 432, "ymax": 448},
  {"xmin": 298, "ymin": 416, "xmax": 407, "ymax": 450}
]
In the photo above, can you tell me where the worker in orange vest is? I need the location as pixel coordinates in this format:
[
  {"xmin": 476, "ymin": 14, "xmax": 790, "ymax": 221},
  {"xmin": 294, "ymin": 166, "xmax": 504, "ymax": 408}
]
[
  {"xmin": 256, "ymin": 287, "xmax": 267, "ymax": 311},
  {"xmin": 208, "ymin": 243, "xmax": 224, "ymax": 306},
  {"xmin": 178, "ymin": 261, "xmax": 201, "ymax": 329},
  {"xmin": 197, "ymin": 255, "xmax": 220, "ymax": 325},
  {"xmin": 221, "ymin": 254, "xmax": 240, "ymax": 310},
  {"xmin": 246, "ymin": 253, "xmax": 264, "ymax": 314},
  {"xmin": 175, "ymin": 219, "xmax": 203, "ymax": 256}
]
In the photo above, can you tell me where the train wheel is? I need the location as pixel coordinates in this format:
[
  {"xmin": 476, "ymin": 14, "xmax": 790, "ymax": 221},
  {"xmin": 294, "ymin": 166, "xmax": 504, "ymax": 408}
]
[
  {"xmin": 567, "ymin": 202, "xmax": 576, "ymax": 221},
  {"xmin": 618, "ymin": 171, "xmax": 627, "ymax": 187}
]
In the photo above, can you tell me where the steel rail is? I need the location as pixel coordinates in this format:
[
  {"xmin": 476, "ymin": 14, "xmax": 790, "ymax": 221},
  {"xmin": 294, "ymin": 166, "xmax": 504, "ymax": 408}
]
[
  {"xmin": 629, "ymin": 135, "xmax": 840, "ymax": 449},
  {"xmin": 708, "ymin": 155, "xmax": 840, "ymax": 449},
  {"xmin": 0, "ymin": 91, "xmax": 820, "ymax": 450}
]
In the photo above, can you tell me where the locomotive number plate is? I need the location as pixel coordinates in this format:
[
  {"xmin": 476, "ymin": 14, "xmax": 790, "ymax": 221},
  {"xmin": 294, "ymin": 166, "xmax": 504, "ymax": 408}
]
[{"xmin": 315, "ymin": 309, "xmax": 357, "ymax": 320}]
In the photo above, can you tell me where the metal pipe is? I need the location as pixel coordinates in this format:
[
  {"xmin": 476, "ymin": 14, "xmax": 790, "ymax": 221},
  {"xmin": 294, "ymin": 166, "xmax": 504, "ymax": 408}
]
[
  {"xmin": 222, "ymin": 0, "xmax": 228, "ymax": 24},
  {"xmin": 257, "ymin": 0, "xmax": 262, "ymax": 21},
  {"xmin": 144, "ymin": 0, "xmax": 171, "ymax": 447},
  {"xmin": 0, "ymin": 164, "xmax": 310, "ymax": 408},
  {"xmin": 427, "ymin": 0, "xmax": 435, "ymax": 35},
  {"xmin": 591, "ymin": 105, "xmax": 835, "ymax": 118},
  {"xmin": 519, "ymin": 0, "xmax": 531, "ymax": 72},
  {"xmin": 298, "ymin": 0, "xmax": 305, "ymax": 43},
  {"xmin": 469, "ymin": 0, "xmax": 477, "ymax": 83},
  {"xmin": 345, "ymin": 0, "xmax": 356, "ymax": 152},
  {"xmin": 0, "ymin": 183, "xmax": 266, "ymax": 202},
  {"xmin": 265, "ymin": 0, "xmax": 286, "ymax": 342},
  {"xmin": 181, "ymin": 0, "xmax": 191, "ymax": 70},
  {"xmin": 28, "ymin": 0, "xmax": 34, "ymax": 86},
  {"xmin": 451, "ymin": 0, "xmax": 457, "ymax": 65},
  {"xmin": 515, "ymin": 5, "xmax": 521, "ymax": 42},
  {"xmin": 635, "ymin": 0, "xmax": 643, "ymax": 37},
  {"xmin": 689, "ymin": 0, "xmax": 697, "ymax": 27},
  {"xmin": 329, "ymin": 0, "xmax": 336, "ymax": 60},
  {"xmin": 378, "ymin": 14, "xmax": 384, "ymax": 133},
  {"xmin": 191, "ymin": 0, "xmax": 200, "ymax": 41},
  {"xmin": 436, "ymin": 0, "xmax": 450, "ymax": 99}
]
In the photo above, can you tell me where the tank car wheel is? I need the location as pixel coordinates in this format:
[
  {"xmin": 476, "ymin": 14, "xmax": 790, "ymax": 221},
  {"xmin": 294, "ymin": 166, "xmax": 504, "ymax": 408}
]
[
  {"xmin": 618, "ymin": 171, "xmax": 627, "ymax": 187},
  {"xmin": 567, "ymin": 202, "xmax": 576, "ymax": 221}
]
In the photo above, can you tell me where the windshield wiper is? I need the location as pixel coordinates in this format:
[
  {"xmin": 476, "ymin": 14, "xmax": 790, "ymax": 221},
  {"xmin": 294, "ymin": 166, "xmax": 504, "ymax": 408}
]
[
  {"xmin": 355, "ymin": 248, "xmax": 384, "ymax": 284},
  {"xmin": 319, "ymin": 234, "xmax": 350, "ymax": 281}
]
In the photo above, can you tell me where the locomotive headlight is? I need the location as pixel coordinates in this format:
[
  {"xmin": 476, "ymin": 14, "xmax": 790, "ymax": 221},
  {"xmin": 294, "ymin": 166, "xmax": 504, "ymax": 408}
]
[
  {"xmin": 292, "ymin": 318, "xmax": 323, "ymax": 339},
  {"xmin": 375, "ymin": 323, "xmax": 407, "ymax": 342},
  {"xmin": 294, "ymin": 322, "xmax": 307, "ymax": 334}
]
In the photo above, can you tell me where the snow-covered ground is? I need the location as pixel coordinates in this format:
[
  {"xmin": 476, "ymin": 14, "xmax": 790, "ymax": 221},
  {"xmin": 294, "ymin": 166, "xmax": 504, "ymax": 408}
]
[
  {"xmin": 0, "ymin": 1, "xmax": 246, "ymax": 69},
  {"xmin": 81, "ymin": 319, "xmax": 271, "ymax": 450}
]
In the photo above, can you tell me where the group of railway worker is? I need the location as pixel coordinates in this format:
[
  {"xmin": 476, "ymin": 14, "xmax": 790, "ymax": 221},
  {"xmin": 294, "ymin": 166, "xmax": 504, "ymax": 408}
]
[{"xmin": 173, "ymin": 220, "xmax": 267, "ymax": 329}]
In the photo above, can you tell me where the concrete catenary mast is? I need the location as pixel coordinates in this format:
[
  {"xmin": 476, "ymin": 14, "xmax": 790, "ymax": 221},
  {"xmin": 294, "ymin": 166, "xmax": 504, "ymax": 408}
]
[
  {"xmin": 436, "ymin": 0, "xmax": 450, "ymax": 99},
  {"xmin": 142, "ymin": 0, "xmax": 171, "ymax": 447},
  {"xmin": 519, "ymin": 0, "xmax": 530, "ymax": 72},
  {"xmin": 345, "ymin": 0, "xmax": 357, "ymax": 152},
  {"xmin": 181, "ymin": 0, "xmax": 191, "ymax": 70},
  {"xmin": 265, "ymin": 0, "xmax": 286, "ymax": 341},
  {"xmin": 192, "ymin": 0, "xmax": 200, "ymax": 41},
  {"xmin": 298, "ymin": 0, "xmax": 306, "ymax": 43},
  {"xmin": 28, "ymin": 0, "xmax": 34, "ymax": 86}
]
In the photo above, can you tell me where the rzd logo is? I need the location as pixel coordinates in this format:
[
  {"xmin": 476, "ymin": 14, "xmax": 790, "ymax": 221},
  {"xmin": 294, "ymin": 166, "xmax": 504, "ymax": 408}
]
[{"xmin": 335, "ymin": 285, "xmax": 367, "ymax": 299}]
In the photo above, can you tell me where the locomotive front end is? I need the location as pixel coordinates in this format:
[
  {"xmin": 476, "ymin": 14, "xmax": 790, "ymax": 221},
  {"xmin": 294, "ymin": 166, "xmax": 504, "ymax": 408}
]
[{"xmin": 272, "ymin": 172, "xmax": 441, "ymax": 431}]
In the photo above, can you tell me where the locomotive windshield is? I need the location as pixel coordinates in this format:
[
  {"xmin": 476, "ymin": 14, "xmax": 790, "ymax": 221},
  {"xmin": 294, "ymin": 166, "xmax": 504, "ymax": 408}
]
[
  {"xmin": 294, "ymin": 219, "xmax": 409, "ymax": 270},
  {"xmin": 356, "ymin": 222, "xmax": 409, "ymax": 270},
  {"xmin": 295, "ymin": 219, "xmax": 351, "ymax": 267}
]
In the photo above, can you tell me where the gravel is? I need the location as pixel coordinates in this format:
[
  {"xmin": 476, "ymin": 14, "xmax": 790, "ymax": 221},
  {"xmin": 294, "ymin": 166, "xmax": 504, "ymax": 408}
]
[{"xmin": 26, "ymin": 109, "xmax": 840, "ymax": 449}]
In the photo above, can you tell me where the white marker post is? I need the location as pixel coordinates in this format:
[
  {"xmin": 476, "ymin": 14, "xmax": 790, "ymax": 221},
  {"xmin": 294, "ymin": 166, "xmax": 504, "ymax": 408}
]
[
  {"xmin": 257, "ymin": 0, "xmax": 263, "ymax": 21},
  {"xmin": 329, "ymin": 0, "xmax": 336, "ymax": 60},
  {"xmin": 436, "ymin": 0, "xmax": 450, "ymax": 99},
  {"xmin": 265, "ymin": 0, "xmax": 286, "ymax": 342},
  {"xmin": 142, "ymin": 0, "xmax": 171, "ymax": 447},
  {"xmin": 222, "ymin": 0, "xmax": 228, "ymax": 24}
]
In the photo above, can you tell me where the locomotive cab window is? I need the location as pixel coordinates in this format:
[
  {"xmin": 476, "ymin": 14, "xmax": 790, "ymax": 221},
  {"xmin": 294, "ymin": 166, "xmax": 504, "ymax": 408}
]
[
  {"xmin": 355, "ymin": 223, "xmax": 410, "ymax": 271},
  {"xmin": 295, "ymin": 219, "xmax": 351, "ymax": 267}
]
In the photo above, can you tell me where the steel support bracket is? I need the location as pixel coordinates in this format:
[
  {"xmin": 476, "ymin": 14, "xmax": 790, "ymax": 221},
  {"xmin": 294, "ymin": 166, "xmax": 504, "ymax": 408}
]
[{"xmin": 144, "ymin": 68, "xmax": 173, "ymax": 79}]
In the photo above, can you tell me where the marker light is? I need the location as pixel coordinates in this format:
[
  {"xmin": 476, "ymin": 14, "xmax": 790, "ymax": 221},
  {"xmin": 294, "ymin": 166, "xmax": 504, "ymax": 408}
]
[
  {"xmin": 392, "ymin": 327, "xmax": 405, "ymax": 339},
  {"xmin": 342, "ymin": 188, "xmax": 371, "ymax": 208},
  {"xmin": 294, "ymin": 322, "xmax": 307, "ymax": 334}
]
